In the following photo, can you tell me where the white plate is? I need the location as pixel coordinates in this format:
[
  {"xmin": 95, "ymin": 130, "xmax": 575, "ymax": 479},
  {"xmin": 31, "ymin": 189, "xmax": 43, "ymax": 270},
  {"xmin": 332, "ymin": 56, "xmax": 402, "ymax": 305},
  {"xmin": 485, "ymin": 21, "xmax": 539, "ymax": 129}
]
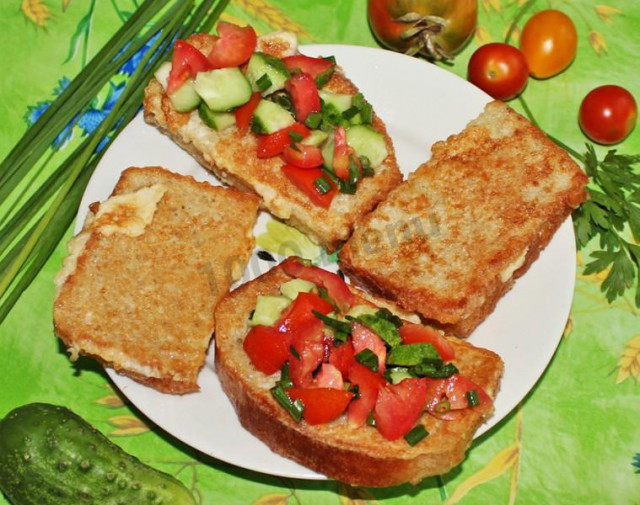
[{"xmin": 78, "ymin": 45, "xmax": 576, "ymax": 480}]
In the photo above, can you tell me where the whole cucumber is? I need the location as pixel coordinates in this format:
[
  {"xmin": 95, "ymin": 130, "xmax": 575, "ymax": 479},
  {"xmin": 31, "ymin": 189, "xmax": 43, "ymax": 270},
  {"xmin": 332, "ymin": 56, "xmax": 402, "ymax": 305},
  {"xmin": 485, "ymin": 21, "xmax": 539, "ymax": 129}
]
[{"xmin": 0, "ymin": 403, "xmax": 196, "ymax": 505}]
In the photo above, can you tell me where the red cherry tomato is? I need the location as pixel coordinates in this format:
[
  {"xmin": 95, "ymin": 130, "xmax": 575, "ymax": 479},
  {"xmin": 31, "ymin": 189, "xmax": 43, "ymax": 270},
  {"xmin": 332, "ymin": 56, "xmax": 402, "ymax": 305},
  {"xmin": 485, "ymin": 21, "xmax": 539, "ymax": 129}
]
[
  {"xmin": 288, "ymin": 321, "xmax": 325, "ymax": 387},
  {"xmin": 346, "ymin": 361, "xmax": 387, "ymax": 427},
  {"xmin": 234, "ymin": 92, "xmax": 261, "ymax": 134},
  {"xmin": 467, "ymin": 43, "xmax": 529, "ymax": 101},
  {"xmin": 351, "ymin": 321, "xmax": 387, "ymax": 374},
  {"xmin": 255, "ymin": 123, "xmax": 310, "ymax": 158},
  {"xmin": 275, "ymin": 291, "xmax": 333, "ymax": 339},
  {"xmin": 519, "ymin": 9, "xmax": 577, "ymax": 79},
  {"xmin": 398, "ymin": 322, "xmax": 455, "ymax": 361},
  {"xmin": 579, "ymin": 85, "xmax": 638, "ymax": 145},
  {"xmin": 208, "ymin": 22, "xmax": 257, "ymax": 68},
  {"xmin": 287, "ymin": 387, "xmax": 353, "ymax": 425},
  {"xmin": 282, "ymin": 55, "xmax": 335, "ymax": 81},
  {"xmin": 286, "ymin": 73, "xmax": 321, "ymax": 123}
]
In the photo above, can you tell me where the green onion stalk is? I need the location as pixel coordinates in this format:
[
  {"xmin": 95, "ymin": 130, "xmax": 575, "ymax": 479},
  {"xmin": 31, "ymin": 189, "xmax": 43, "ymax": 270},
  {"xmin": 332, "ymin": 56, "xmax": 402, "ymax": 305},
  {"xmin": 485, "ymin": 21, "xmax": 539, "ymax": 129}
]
[{"xmin": 0, "ymin": 0, "xmax": 230, "ymax": 324}]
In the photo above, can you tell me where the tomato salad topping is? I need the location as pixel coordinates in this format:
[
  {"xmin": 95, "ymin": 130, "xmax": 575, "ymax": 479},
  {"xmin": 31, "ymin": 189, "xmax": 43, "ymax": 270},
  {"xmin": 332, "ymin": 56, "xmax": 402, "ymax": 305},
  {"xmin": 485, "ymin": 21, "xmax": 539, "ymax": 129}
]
[
  {"xmin": 153, "ymin": 22, "xmax": 390, "ymax": 208},
  {"xmin": 243, "ymin": 257, "xmax": 493, "ymax": 444}
]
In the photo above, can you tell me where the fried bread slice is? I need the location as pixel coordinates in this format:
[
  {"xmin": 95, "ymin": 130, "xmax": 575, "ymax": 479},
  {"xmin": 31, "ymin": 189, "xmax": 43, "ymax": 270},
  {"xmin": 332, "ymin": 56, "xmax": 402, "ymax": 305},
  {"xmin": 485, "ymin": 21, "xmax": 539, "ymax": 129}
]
[
  {"xmin": 143, "ymin": 32, "xmax": 402, "ymax": 252},
  {"xmin": 214, "ymin": 261, "xmax": 503, "ymax": 487},
  {"xmin": 53, "ymin": 166, "xmax": 260, "ymax": 393},
  {"xmin": 339, "ymin": 100, "xmax": 588, "ymax": 337}
]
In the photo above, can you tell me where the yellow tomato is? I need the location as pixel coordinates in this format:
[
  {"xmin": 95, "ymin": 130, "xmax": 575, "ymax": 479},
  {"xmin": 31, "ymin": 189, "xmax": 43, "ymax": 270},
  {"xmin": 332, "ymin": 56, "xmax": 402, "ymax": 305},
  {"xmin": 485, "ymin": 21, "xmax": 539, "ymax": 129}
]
[{"xmin": 519, "ymin": 9, "xmax": 578, "ymax": 79}]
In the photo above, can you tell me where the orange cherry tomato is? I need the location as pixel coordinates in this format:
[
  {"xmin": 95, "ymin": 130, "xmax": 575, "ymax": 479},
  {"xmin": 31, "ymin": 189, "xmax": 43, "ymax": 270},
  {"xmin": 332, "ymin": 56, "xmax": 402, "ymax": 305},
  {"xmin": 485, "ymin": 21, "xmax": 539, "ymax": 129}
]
[{"xmin": 519, "ymin": 9, "xmax": 577, "ymax": 79}]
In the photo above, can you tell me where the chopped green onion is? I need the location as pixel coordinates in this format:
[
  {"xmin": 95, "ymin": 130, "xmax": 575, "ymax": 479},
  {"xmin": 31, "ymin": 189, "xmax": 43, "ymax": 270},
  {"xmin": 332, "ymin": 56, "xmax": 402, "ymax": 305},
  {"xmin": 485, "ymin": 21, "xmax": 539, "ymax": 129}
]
[
  {"xmin": 270, "ymin": 385, "xmax": 304, "ymax": 422},
  {"xmin": 256, "ymin": 73, "xmax": 272, "ymax": 92},
  {"xmin": 313, "ymin": 175, "xmax": 333, "ymax": 195},
  {"xmin": 434, "ymin": 400, "xmax": 450, "ymax": 414},
  {"xmin": 289, "ymin": 345, "xmax": 301, "ymax": 360},
  {"xmin": 347, "ymin": 383, "xmax": 360, "ymax": 399},
  {"xmin": 341, "ymin": 106, "xmax": 360, "ymax": 121},
  {"xmin": 312, "ymin": 310, "xmax": 351, "ymax": 333},
  {"xmin": 304, "ymin": 111, "xmax": 323, "ymax": 129},
  {"xmin": 359, "ymin": 102, "xmax": 373, "ymax": 124},
  {"xmin": 404, "ymin": 425, "xmax": 429, "ymax": 446},
  {"xmin": 366, "ymin": 410, "xmax": 376, "ymax": 427},
  {"xmin": 411, "ymin": 361, "xmax": 459, "ymax": 379},
  {"xmin": 355, "ymin": 348, "xmax": 379, "ymax": 372},
  {"xmin": 466, "ymin": 389, "xmax": 480, "ymax": 408},
  {"xmin": 354, "ymin": 313, "xmax": 402, "ymax": 347},
  {"xmin": 289, "ymin": 130, "xmax": 304, "ymax": 144},
  {"xmin": 375, "ymin": 308, "xmax": 403, "ymax": 328}
]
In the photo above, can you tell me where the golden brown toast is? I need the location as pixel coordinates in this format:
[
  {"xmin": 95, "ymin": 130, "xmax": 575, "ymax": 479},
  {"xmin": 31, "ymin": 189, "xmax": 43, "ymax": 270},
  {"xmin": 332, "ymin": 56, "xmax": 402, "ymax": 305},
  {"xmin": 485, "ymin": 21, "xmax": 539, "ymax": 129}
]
[
  {"xmin": 143, "ymin": 32, "xmax": 402, "ymax": 252},
  {"xmin": 214, "ymin": 261, "xmax": 504, "ymax": 487},
  {"xmin": 339, "ymin": 101, "xmax": 588, "ymax": 337},
  {"xmin": 53, "ymin": 166, "xmax": 260, "ymax": 394}
]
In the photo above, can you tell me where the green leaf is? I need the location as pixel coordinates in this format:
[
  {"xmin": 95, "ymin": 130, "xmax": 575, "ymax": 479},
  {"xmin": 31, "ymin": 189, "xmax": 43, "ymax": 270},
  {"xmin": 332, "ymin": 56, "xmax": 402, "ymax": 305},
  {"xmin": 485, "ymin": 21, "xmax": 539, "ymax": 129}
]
[
  {"xmin": 64, "ymin": 13, "xmax": 92, "ymax": 63},
  {"xmin": 600, "ymin": 249, "xmax": 635, "ymax": 302}
]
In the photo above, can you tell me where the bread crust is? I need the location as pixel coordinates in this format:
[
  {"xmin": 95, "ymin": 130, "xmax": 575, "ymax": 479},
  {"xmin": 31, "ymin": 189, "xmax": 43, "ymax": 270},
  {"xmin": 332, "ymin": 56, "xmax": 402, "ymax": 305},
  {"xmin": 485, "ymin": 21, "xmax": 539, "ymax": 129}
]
[
  {"xmin": 339, "ymin": 101, "xmax": 588, "ymax": 336},
  {"xmin": 54, "ymin": 166, "xmax": 260, "ymax": 394},
  {"xmin": 143, "ymin": 33, "xmax": 402, "ymax": 252},
  {"xmin": 214, "ymin": 263, "xmax": 504, "ymax": 486}
]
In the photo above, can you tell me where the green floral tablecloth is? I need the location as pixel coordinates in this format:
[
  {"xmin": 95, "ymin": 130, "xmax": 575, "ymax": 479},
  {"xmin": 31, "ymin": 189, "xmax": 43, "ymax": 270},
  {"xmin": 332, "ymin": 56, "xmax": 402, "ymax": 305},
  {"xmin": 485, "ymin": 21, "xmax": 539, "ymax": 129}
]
[{"xmin": 2, "ymin": 1, "xmax": 639, "ymax": 503}]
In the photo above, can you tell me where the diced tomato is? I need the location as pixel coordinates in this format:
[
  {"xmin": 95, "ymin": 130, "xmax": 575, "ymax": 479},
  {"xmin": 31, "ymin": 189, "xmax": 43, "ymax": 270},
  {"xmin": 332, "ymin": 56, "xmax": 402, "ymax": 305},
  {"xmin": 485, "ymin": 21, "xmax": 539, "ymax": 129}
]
[
  {"xmin": 373, "ymin": 378, "xmax": 427, "ymax": 441},
  {"xmin": 282, "ymin": 54, "xmax": 335, "ymax": 80},
  {"xmin": 346, "ymin": 361, "xmax": 386, "ymax": 427},
  {"xmin": 444, "ymin": 375, "xmax": 492, "ymax": 410},
  {"xmin": 282, "ymin": 165, "xmax": 337, "ymax": 209},
  {"xmin": 256, "ymin": 123, "xmax": 310, "ymax": 158},
  {"xmin": 288, "ymin": 321, "xmax": 325, "ymax": 387},
  {"xmin": 331, "ymin": 126, "xmax": 362, "ymax": 180},
  {"xmin": 281, "ymin": 257, "xmax": 354, "ymax": 313},
  {"xmin": 275, "ymin": 291, "xmax": 333, "ymax": 338},
  {"xmin": 286, "ymin": 73, "xmax": 321, "ymax": 123},
  {"xmin": 313, "ymin": 363, "xmax": 344, "ymax": 389},
  {"xmin": 234, "ymin": 92, "xmax": 261, "ymax": 134},
  {"xmin": 167, "ymin": 40, "xmax": 213, "ymax": 94},
  {"xmin": 287, "ymin": 387, "xmax": 353, "ymax": 425},
  {"xmin": 328, "ymin": 341, "xmax": 355, "ymax": 378},
  {"xmin": 399, "ymin": 322, "xmax": 456, "ymax": 361},
  {"xmin": 208, "ymin": 22, "xmax": 257, "ymax": 68},
  {"xmin": 281, "ymin": 143, "xmax": 324, "ymax": 168},
  {"xmin": 242, "ymin": 325, "xmax": 289, "ymax": 375},
  {"xmin": 351, "ymin": 321, "xmax": 387, "ymax": 374}
]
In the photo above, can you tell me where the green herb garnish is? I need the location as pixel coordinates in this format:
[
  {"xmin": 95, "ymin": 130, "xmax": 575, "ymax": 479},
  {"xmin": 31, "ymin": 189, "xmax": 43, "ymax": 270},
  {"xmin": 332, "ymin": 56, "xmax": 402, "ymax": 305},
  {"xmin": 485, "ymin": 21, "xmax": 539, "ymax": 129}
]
[
  {"xmin": 387, "ymin": 343, "xmax": 440, "ymax": 366},
  {"xmin": 351, "ymin": 313, "xmax": 402, "ymax": 348},
  {"xmin": 466, "ymin": 390, "xmax": 480, "ymax": 408},
  {"xmin": 355, "ymin": 348, "xmax": 379, "ymax": 372},
  {"xmin": 404, "ymin": 425, "xmax": 428, "ymax": 446},
  {"xmin": 256, "ymin": 73, "xmax": 272, "ymax": 92}
]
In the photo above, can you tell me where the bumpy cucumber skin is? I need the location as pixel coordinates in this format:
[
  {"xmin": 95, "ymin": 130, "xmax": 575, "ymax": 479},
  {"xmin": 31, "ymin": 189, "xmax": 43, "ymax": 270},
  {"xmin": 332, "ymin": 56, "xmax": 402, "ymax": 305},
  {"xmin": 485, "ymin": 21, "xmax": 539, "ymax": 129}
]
[{"xmin": 0, "ymin": 403, "xmax": 196, "ymax": 505}]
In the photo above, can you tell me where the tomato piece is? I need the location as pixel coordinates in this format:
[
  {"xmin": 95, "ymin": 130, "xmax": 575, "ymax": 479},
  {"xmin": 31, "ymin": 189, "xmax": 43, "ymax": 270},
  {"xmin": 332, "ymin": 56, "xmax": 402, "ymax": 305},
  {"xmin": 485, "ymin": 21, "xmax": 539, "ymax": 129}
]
[
  {"xmin": 282, "ymin": 144, "xmax": 324, "ymax": 168},
  {"xmin": 398, "ymin": 322, "xmax": 455, "ymax": 361},
  {"xmin": 285, "ymin": 73, "xmax": 322, "ymax": 122},
  {"xmin": 282, "ymin": 165, "xmax": 337, "ymax": 208},
  {"xmin": 256, "ymin": 123, "xmax": 311, "ymax": 158},
  {"xmin": 281, "ymin": 257, "xmax": 354, "ymax": 313},
  {"xmin": 234, "ymin": 92, "xmax": 261, "ymax": 134},
  {"xmin": 328, "ymin": 341, "xmax": 355, "ymax": 378},
  {"xmin": 243, "ymin": 325, "xmax": 289, "ymax": 375},
  {"xmin": 519, "ymin": 9, "xmax": 577, "ymax": 79},
  {"xmin": 282, "ymin": 54, "xmax": 335, "ymax": 79},
  {"xmin": 346, "ymin": 361, "xmax": 386, "ymax": 427},
  {"xmin": 313, "ymin": 363, "xmax": 345, "ymax": 389},
  {"xmin": 208, "ymin": 22, "xmax": 257, "ymax": 68},
  {"xmin": 579, "ymin": 85, "xmax": 638, "ymax": 145},
  {"xmin": 367, "ymin": 0, "xmax": 477, "ymax": 61},
  {"xmin": 373, "ymin": 378, "xmax": 427, "ymax": 441},
  {"xmin": 167, "ymin": 40, "xmax": 213, "ymax": 94},
  {"xmin": 444, "ymin": 374, "xmax": 491, "ymax": 410},
  {"xmin": 351, "ymin": 321, "xmax": 387, "ymax": 374},
  {"xmin": 288, "ymin": 321, "xmax": 325, "ymax": 387},
  {"xmin": 467, "ymin": 43, "xmax": 529, "ymax": 101},
  {"xmin": 276, "ymin": 291, "xmax": 333, "ymax": 338},
  {"xmin": 287, "ymin": 387, "xmax": 353, "ymax": 425}
]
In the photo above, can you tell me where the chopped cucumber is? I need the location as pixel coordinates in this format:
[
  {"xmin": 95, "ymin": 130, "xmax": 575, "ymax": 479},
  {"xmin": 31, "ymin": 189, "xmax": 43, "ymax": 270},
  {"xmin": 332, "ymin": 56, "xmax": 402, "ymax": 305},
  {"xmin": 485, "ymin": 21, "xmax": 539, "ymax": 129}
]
[
  {"xmin": 321, "ymin": 133, "xmax": 335, "ymax": 170},
  {"xmin": 319, "ymin": 90, "xmax": 353, "ymax": 113},
  {"xmin": 246, "ymin": 52, "xmax": 291, "ymax": 96},
  {"xmin": 194, "ymin": 67, "xmax": 252, "ymax": 112},
  {"xmin": 154, "ymin": 61, "xmax": 172, "ymax": 90},
  {"xmin": 251, "ymin": 99, "xmax": 295, "ymax": 134},
  {"xmin": 198, "ymin": 103, "xmax": 236, "ymax": 131},
  {"xmin": 346, "ymin": 125, "xmax": 389, "ymax": 168},
  {"xmin": 250, "ymin": 295, "xmax": 292, "ymax": 326},
  {"xmin": 169, "ymin": 79, "xmax": 201, "ymax": 112},
  {"xmin": 346, "ymin": 304, "xmax": 378, "ymax": 318},
  {"xmin": 301, "ymin": 130, "xmax": 329, "ymax": 147},
  {"xmin": 280, "ymin": 279, "xmax": 316, "ymax": 300},
  {"xmin": 386, "ymin": 367, "xmax": 413, "ymax": 384}
]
